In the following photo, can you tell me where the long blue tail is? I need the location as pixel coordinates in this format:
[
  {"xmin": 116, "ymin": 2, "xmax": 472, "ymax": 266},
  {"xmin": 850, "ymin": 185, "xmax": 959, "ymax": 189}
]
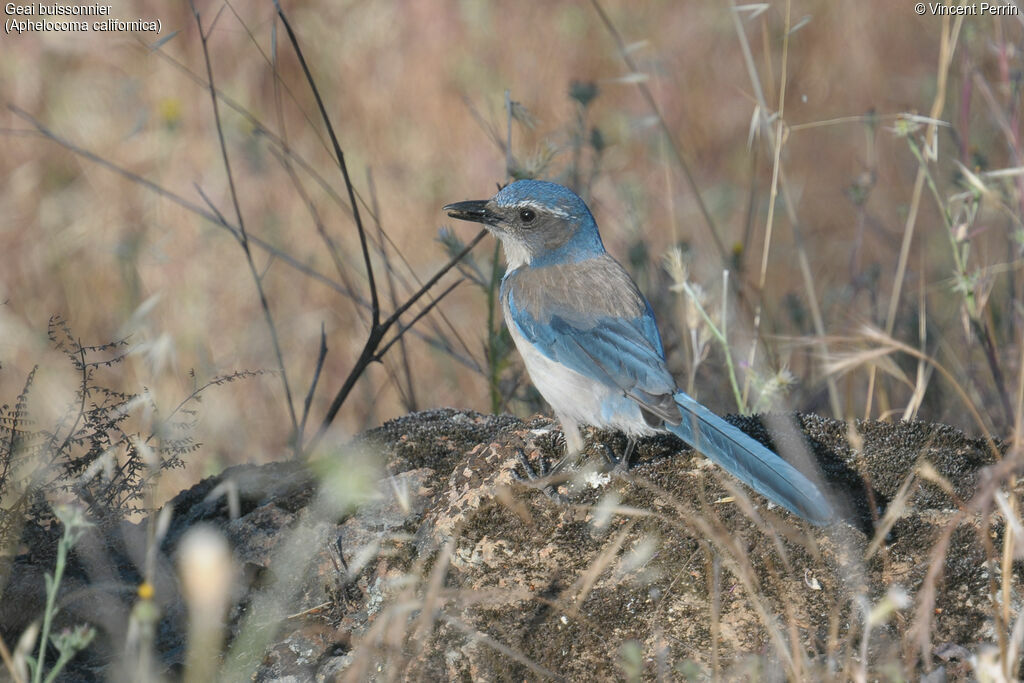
[{"xmin": 666, "ymin": 392, "xmax": 833, "ymax": 525}]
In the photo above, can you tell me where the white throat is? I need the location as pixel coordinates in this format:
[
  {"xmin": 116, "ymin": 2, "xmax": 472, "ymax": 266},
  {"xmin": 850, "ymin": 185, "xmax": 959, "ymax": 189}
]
[{"xmin": 498, "ymin": 236, "xmax": 531, "ymax": 270}]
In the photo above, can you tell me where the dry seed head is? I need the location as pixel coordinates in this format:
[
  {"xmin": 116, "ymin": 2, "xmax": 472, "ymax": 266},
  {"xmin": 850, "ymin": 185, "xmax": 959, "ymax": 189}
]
[{"xmin": 179, "ymin": 526, "xmax": 233, "ymax": 618}]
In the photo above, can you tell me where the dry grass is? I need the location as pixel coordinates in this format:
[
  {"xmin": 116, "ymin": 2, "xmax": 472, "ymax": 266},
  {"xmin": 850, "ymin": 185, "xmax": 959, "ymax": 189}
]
[
  {"xmin": 8, "ymin": 1, "xmax": 1016, "ymax": 482},
  {"xmin": 3, "ymin": 0, "xmax": 1024, "ymax": 679}
]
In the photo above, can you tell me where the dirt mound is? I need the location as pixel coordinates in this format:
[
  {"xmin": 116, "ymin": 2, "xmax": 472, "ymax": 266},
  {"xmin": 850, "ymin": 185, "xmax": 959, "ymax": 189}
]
[{"xmin": 2, "ymin": 409, "xmax": 1018, "ymax": 681}]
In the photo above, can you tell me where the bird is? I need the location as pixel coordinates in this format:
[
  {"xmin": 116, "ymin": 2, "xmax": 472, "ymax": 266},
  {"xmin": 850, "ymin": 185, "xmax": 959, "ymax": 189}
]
[{"xmin": 444, "ymin": 179, "xmax": 833, "ymax": 525}]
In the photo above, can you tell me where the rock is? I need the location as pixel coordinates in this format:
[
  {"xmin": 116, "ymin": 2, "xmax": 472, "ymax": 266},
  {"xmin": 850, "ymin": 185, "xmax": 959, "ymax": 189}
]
[{"xmin": 2, "ymin": 409, "xmax": 1019, "ymax": 680}]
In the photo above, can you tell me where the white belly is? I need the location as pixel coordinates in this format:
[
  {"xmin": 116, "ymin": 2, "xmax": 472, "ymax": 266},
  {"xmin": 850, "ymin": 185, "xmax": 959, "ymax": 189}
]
[{"xmin": 506, "ymin": 321, "xmax": 656, "ymax": 438}]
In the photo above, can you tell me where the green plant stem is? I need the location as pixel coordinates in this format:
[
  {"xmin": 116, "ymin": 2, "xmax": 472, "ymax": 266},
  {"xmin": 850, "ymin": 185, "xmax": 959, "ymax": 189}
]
[
  {"xmin": 33, "ymin": 538, "xmax": 69, "ymax": 683},
  {"xmin": 906, "ymin": 135, "xmax": 1013, "ymax": 425},
  {"xmin": 41, "ymin": 650, "xmax": 74, "ymax": 683},
  {"xmin": 678, "ymin": 280, "xmax": 746, "ymax": 414},
  {"xmin": 907, "ymin": 137, "xmax": 977, "ymax": 314}
]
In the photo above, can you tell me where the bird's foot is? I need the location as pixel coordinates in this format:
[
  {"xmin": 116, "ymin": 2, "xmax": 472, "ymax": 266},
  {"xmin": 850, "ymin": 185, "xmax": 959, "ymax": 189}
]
[
  {"xmin": 547, "ymin": 451, "xmax": 580, "ymax": 476},
  {"xmin": 607, "ymin": 437, "xmax": 637, "ymax": 475},
  {"xmin": 512, "ymin": 448, "xmax": 568, "ymax": 504},
  {"xmin": 598, "ymin": 443, "xmax": 622, "ymax": 470},
  {"xmin": 514, "ymin": 447, "xmax": 551, "ymax": 479}
]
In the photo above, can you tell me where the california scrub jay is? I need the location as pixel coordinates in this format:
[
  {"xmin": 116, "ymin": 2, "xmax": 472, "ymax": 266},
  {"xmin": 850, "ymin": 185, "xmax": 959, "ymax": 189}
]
[{"xmin": 444, "ymin": 180, "xmax": 832, "ymax": 525}]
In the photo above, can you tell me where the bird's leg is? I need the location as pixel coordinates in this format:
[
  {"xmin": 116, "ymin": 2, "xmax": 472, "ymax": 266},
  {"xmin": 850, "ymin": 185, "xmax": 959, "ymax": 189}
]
[
  {"xmin": 612, "ymin": 436, "xmax": 638, "ymax": 473},
  {"xmin": 548, "ymin": 454, "xmax": 571, "ymax": 475},
  {"xmin": 598, "ymin": 443, "xmax": 617, "ymax": 467},
  {"xmin": 549, "ymin": 419, "xmax": 584, "ymax": 475},
  {"xmin": 513, "ymin": 447, "xmax": 549, "ymax": 480}
]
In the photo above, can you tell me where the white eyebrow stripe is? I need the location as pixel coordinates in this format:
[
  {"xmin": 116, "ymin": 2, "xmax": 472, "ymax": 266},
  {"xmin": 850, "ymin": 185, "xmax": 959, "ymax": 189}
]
[{"xmin": 513, "ymin": 199, "xmax": 570, "ymax": 219}]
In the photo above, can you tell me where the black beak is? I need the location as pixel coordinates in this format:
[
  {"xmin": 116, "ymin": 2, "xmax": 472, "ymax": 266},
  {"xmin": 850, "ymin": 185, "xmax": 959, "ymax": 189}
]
[{"xmin": 443, "ymin": 199, "xmax": 498, "ymax": 226}]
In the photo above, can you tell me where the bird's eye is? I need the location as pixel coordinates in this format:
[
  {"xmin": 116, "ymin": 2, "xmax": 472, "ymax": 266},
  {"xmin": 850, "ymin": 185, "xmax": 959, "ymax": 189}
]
[{"xmin": 519, "ymin": 208, "xmax": 536, "ymax": 223}]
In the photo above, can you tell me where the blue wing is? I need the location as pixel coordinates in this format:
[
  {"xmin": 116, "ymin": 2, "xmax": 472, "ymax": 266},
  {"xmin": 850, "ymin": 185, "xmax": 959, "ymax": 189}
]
[{"xmin": 505, "ymin": 282, "xmax": 681, "ymax": 423}]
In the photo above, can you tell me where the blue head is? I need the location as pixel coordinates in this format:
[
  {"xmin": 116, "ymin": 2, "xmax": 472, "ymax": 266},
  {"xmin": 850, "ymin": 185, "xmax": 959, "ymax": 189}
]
[{"xmin": 444, "ymin": 180, "xmax": 606, "ymax": 269}]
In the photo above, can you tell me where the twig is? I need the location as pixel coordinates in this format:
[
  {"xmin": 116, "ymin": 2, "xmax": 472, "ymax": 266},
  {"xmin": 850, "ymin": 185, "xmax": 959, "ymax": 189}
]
[
  {"xmin": 304, "ymin": 229, "xmax": 486, "ymax": 456},
  {"xmin": 368, "ymin": 168, "xmax": 418, "ymax": 411},
  {"xmin": 189, "ymin": 0, "xmax": 301, "ymax": 453},
  {"xmin": 6, "ymin": 106, "xmax": 361, "ymax": 303},
  {"xmin": 0, "ymin": 633, "xmax": 23, "ymax": 683},
  {"xmin": 873, "ymin": 16, "xmax": 963, "ymax": 419},
  {"xmin": 299, "ymin": 325, "xmax": 328, "ymax": 440},
  {"xmin": 373, "ymin": 280, "xmax": 465, "ymax": 361},
  {"xmin": 590, "ymin": 0, "xmax": 728, "ymax": 265},
  {"xmin": 729, "ymin": 0, "xmax": 843, "ymax": 418},
  {"xmin": 272, "ymin": 1, "xmax": 378, "ymax": 325},
  {"xmin": 274, "ymin": 1, "xmax": 475, "ymax": 454}
]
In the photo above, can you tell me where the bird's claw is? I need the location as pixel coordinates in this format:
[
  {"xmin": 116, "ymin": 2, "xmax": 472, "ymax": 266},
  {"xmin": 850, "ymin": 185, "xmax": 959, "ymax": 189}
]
[
  {"xmin": 605, "ymin": 438, "xmax": 636, "ymax": 474},
  {"xmin": 513, "ymin": 448, "xmax": 549, "ymax": 480},
  {"xmin": 548, "ymin": 452, "xmax": 575, "ymax": 475},
  {"xmin": 512, "ymin": 448, "xmax": 568, "ymax": 503}
]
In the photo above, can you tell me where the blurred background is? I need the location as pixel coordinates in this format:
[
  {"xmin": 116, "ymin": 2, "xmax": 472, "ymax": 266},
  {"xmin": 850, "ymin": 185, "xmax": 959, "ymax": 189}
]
[{"xmin": 2, "ymin": 0, "xmax": 1022, "ymax": 502}]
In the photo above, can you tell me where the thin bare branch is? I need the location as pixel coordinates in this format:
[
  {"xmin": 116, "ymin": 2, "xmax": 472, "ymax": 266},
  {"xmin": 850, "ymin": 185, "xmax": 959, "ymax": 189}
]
[
  {"xmin": 590, "ymin": 0, "xmax": 728, "ymax": 265},
  {"xmin": 189, "ymin": 0, "xmax": 301, "ymax": 451}
]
